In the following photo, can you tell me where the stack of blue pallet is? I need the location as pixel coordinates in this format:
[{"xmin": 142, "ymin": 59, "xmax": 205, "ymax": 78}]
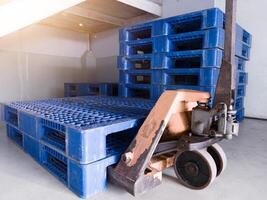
[
  {"xmin": 64, "ymin": 83, "xmax": 118, "ymax": 97},
  {"xmin": 3, "ymin": 96, "xmax": 155, "ymax": 198},
  {"xmin": 118, "ymin": 8, "xmax": 251, "ymax": 121}
]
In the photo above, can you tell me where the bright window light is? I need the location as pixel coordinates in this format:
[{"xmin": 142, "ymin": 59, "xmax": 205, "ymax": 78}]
[{"xmin": 0, "ymin": 0, "xmax": 85, "ymax": 37}]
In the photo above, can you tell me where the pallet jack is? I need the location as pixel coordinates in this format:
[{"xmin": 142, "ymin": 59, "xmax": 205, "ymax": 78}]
[{"xmin": 108, "ymin": 0, "xmax": 239, "ymax": 195}]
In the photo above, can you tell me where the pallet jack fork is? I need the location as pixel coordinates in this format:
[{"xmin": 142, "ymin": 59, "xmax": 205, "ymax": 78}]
[{"xmin": 109, "ymin": 0, "xmax": 239, "ymax": 196}]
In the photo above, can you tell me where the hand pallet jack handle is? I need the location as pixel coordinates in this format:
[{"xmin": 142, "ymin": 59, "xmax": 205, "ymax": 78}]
[{"xmin": 214, "ymin": 0, "xmax": 237, "ymax": 107}]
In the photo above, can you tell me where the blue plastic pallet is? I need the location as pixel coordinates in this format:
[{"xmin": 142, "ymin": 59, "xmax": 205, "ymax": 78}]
[
  {"xmin": 6, "ymin": 107, "xmax": 140, "ymax": 164},
  {"xmin": 120, "ymin": 37, "xmax": 250, "ymax": 62},
  {"xmin": 120, "ymin": 28, "xmax": 225, "ymax": 55},
  {"xmin": 236, "ymin": 24, "xmax": 252, "ymax": 47},
  {"xmin": 5, "ymin": 122, "xmax": 135, "ymax": 198},
  {"xmin": 37, "ymin": 115, "xmax": 140, "ymax": 164},
  {"xmin": 158, "ymin": 28, "xmax": 225, "ymax": 52},
  {"xmin": 119, "ymin": 82, "xmax": 246, "ymax": 103},
  {"xmin": 5, "ymin": 127, "xmax": 125, "ymax": 199},
  {"xmin": 4, "ymin": 97, "xmax": 154, "ymax": 164},
  {"xmin": 120, "ymin": 8, "xmax": 224, "ymax": 42},
  {"xmin": 152, "ymin": 49, "xmax": 223, "ymax": 69},
  {"xmin": 119, "ymin": 68, "xmax": 220, "ymax": 87},
  {"xmin": 39, "ymin": 143, "xmax": 120, "ymax": 198},
  {"xmin": 161, "ymin": 8, "xmax": 223, "ymax": 35},
  {"xmin": 162, "ymin": 15, "xmax": 251, "ymax": 46},
  {"xmin": 120, "ymin": 8, "xmax": 252, "ymax": 46},
  {"xmin": 118, "ymin": 51, "xmax": 245, "ymax": 70}
]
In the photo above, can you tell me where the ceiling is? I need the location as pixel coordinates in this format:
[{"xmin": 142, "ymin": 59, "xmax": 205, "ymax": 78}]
[{"xmin": 40, "ymin": 0, "xmax": 163, "ymax": 34}]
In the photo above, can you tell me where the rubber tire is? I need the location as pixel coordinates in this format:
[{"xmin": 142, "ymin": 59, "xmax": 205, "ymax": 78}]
[
  {"xmin": 207, "ymin": 143, "xmax": 227, "ymax": 176},
  {"xmin": 174, "ymin": 149, "xmax": 217, "ymax": 190}
]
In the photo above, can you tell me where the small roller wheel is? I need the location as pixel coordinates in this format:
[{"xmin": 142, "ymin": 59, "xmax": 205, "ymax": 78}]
[
  {"xmin": 174, "ymin": 150, "xmax": 217, "ymax": 189},
  {"xmin": 207, "ymin": 144, "xmax": 227, "ymax": 176}
]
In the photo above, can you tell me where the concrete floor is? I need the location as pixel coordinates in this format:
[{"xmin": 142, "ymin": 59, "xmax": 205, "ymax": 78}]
[{"xmin": 0, "ymin": 119, "xmax": 266, "ymax": 200}]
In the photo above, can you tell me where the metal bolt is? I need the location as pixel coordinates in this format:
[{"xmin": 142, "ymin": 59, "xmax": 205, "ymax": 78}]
[{"xmin": 122, "ymin": 152, "xmax": 133, "ymax": 165}]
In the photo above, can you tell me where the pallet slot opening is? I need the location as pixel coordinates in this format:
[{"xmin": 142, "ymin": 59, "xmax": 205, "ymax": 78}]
[
  {"xmin": 106, "ymin": 130, "xmax": 136, "ymax": 156},
  {"xmin": 69, "ymin": 85, "xmax": 77, "ymax": 92},
  {"xmin": 172, "ymin": 38, "xmax": 204, "ymax": 51},
  {"xmin": 131, "ymin": 28, "xmax": 152, "ymax": 40},
  {"xmin": 130, "ymin": 88, "xmax": 150, "ymax": 99},
  {"xmin": 7, "ymin": 111, "xmax": 18, "ymax": 126},
  {"xmin": 48, "ymin": 155, "xmax": 67, "ymax": 174},
  {"xmin": 132, "ymin": 44, "xmax": 153, "ymax": 55},
  {"xmin": 242, "ymin": 48, "xmax": 248, "ymax": 57},
  {"xmin": 88, "ymin": 86, "xmax": 100, "ymax": 95},
  {"xmin": 168, "ymin": 74, "xmax": 199, "ymax": 86},
  {"xmin": 111, "ymin": 85, "xmax": 118, "ymax": 96},
  {"xmin": 168, "ymin": 17, "xmax": 202, "ymax": 34},
  {"xmin": 237, "ymin": 59, "xmax": 244, "ymax": 70},
  {"xmin": 243, "ymin": 32, "xmax": 250, "ymax": 44},
  {"xmin": 43, "ymin": 127, "xmax": 66, "ymax": 151},
  {"xmin": 172, "ymin": 57, "xmax": 201, "ymax": 68},
  {"xmin": 133, "ymin": 60, "xmax": 151, "ymax": 70},
  {"xmin": 131, "ymin": 75, "xmax": 151, "ymax": 84}
]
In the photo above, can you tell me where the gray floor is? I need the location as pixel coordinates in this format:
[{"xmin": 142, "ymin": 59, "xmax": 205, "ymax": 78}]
[{"xmin": 0, "ymin": 119, "xmax": 266, "ymax": 200}]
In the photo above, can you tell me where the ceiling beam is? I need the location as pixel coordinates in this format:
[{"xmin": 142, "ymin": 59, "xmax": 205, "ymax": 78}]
[
  {"xmin": 65, "ymin": 6, "xmax": 126, "ymax": 27},
  {"xmin": 116, "ymin": 0, "xmax": 162, "ymax": 16},
  {"xmin": 0, "ymin": 0, "xmax": 86, "ymax": 37}
]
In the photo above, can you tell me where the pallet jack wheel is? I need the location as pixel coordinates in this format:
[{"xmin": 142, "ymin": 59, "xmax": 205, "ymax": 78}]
[
  {"xmin": 174, "ymin": 149, "xmax": 217, "ymax": 189},
  {"xmin": 207, "ymin": 144, "xmax": 227, "ymax": 176}
]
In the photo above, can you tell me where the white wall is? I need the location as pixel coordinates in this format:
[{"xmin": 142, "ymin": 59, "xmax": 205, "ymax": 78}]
[
  {"xmin": 0, "ymin": 24, "xmax": 95, "ymax": 103},
  {"xmin": 162, "ymin": 0, "xmax": 214, "ymax": 17},
  {"xmin": 91, "ymin": 29, "xmax": 119, "ymax": 83},
  {"xmin": 215, "ymin": 0, "xmax": 266, "ymax": 119}
]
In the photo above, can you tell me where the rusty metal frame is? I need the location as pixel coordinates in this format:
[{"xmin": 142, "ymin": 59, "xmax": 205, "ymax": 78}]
[{"xmin": 214, "ymin": 0, "xmax": 237, "ymax": 107}]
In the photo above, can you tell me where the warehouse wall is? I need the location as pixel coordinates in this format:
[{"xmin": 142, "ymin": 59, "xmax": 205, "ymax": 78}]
[
  {"xmin": 0, "ymin": 24, "xmax": 93, "ymax": 103},
  {"xmin": 0, "ymin": 24, "xmax": 96, "ymax": 123},
  {"xmin": 214, "ymin": 0, "xmax": 266, "ymax": 119},
  {"xmin": 91, "ymin": 29, "xmax": 119, "ymax": 83}
]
